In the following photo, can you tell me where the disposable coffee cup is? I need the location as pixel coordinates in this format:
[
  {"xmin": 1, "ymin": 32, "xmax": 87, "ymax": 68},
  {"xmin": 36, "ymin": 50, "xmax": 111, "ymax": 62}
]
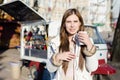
[
  {"xmin": 75, "ymin": 31, "xmax": 87, "ymax": 46},
  {"xmin": 10, "ymin": 61, "xmax": 21, "ymax": 79}
]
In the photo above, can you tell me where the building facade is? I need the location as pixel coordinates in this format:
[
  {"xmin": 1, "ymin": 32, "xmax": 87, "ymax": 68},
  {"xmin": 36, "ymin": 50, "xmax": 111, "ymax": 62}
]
[{"xmin": 2, "ymin": 0, "xmax": 112, "ymax": 31}]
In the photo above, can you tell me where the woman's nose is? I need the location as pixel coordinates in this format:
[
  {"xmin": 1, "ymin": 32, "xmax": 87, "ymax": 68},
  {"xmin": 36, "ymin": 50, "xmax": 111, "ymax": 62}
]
[{"xmin": 71, "ymin": 22, "xmax": 74, "ymax": 27}]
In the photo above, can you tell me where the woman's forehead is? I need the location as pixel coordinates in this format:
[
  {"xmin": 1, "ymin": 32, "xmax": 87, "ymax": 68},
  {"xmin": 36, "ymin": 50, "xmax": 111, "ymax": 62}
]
[{"xmin": 66, "ymin": 14, "xmax": 79, "ymax": 21}]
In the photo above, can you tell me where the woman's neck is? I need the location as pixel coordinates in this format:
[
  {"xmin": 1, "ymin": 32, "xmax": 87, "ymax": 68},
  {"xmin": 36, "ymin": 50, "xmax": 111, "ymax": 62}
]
[{"xmin": 69, "ymin": 35, "xmax": 75, "ymax": 45}]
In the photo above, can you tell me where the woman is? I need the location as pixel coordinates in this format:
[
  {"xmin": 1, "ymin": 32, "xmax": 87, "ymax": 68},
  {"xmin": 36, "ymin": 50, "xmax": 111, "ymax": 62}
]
[{"xmin": 47, "ymin": 8, "xmax": 98, "ymax": 80}]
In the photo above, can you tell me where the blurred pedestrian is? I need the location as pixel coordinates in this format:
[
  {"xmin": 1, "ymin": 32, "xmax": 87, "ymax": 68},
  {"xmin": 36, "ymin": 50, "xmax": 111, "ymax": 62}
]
[{"xmin": 9, "ymin": 33, "xmax": 20, "ymax": 48}]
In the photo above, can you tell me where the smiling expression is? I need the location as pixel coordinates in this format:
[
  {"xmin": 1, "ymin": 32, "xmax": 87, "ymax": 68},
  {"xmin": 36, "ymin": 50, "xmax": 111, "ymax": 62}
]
[{"xmin": 65, "ymin": 14, "xmax": 81, "ymax": 36}]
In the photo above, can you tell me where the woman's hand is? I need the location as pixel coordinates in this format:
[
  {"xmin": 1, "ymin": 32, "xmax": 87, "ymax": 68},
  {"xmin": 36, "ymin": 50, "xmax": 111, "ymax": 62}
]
[
  {"xmin": 77, "ymin": 31, "xmax": 93, "ymax": 51},
  {"xmin": 56, "ymin": 51, "xmax": 76, "ymax": 62}
]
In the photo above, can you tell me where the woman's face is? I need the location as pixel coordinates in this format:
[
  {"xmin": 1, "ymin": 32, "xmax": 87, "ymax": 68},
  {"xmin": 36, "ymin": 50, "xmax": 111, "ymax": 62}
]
[{"xmin": 65, "ymin": 14, "xmax": 81, "ymax": 36}]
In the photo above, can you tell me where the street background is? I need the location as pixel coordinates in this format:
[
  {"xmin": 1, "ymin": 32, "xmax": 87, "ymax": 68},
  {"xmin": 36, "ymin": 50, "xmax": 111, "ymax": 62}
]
[{"xmin": 0, "ymin": 0, "xmax": 120, "ymax": 80}]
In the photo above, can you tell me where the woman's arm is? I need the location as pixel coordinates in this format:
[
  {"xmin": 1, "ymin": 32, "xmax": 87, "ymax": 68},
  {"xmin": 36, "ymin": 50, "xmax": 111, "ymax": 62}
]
[
  {"xmin": 47, "ymin": 45, "xmax": 76, "ymax": 72},
  {"xmin": 46, "ymin": 44, "xmax": 60, "ymax": 72},
  {"xmin": 85, "ymin": 52, "xmax": 98, "ymax": 73},
  {"xmin": 83, "ymin": 39, "xmax": 98, "ymax": 72}
]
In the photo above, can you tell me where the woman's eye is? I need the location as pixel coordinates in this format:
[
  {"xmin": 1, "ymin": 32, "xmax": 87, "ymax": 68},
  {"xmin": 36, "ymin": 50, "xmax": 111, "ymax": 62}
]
[
  {"xmin": 66, "ymin": 21, "xmax": 71, "ymax": 23},
  {"xmin": 74, "ymin": 20, "xmax": 78, "ymax": 23},
  {"xmin": 66, "ymin": 20, "xmax": 79, "ymax": 23}
]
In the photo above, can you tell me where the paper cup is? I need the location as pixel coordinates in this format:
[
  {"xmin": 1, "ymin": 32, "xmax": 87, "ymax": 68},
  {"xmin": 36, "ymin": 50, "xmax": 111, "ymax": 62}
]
[
  {"xmin": 10, "ymin": 61, "xmax": 21, "ymax": 79},
  {"xmin": 75, "ymin": 31, "xmax": 87, "ymax": 45}
]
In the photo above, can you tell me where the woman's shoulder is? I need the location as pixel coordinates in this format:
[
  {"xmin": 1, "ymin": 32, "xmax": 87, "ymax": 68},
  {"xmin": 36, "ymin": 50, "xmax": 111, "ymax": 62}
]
[{"xmin": 48, "ymin": 35, "xmax": 60, "ymax": 46}]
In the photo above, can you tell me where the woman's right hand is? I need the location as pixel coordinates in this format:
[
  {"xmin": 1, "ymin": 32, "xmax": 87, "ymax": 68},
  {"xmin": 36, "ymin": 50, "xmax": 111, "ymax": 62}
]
[{"xmin": 56, "ymin": 51, "xmax": 76, "ymax": 62}]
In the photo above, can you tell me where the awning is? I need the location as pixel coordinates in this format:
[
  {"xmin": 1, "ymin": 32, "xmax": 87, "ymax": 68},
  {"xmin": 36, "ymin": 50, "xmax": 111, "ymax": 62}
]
[{"xmin": 0, "ymin": 0, "xmax": 46, "ymax": 25}]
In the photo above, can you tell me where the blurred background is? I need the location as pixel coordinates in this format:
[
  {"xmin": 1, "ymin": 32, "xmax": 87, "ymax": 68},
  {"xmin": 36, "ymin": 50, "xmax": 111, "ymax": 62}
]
[{"xmin": 0, "ymin": 0, "xmax": 120, "ymax": 80}]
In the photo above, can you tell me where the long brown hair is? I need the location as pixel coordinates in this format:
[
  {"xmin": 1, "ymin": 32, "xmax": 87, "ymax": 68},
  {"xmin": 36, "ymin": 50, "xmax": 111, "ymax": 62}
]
[{"xmin": 59, "ymin": 8, "xmax": 85, "ymax": 74}]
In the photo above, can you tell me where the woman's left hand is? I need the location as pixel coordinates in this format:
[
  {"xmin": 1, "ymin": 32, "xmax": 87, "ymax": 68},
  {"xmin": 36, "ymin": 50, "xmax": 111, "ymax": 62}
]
[{"xmin": 77, "ymin": 31, "xmax": 93, "ymax": 51}]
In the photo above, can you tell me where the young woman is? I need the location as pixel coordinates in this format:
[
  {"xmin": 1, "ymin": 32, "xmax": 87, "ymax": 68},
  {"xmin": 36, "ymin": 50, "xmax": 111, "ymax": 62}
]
[{"xmin": 47, "ymin": 8, "xmax": 98, "ymax": 80}]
